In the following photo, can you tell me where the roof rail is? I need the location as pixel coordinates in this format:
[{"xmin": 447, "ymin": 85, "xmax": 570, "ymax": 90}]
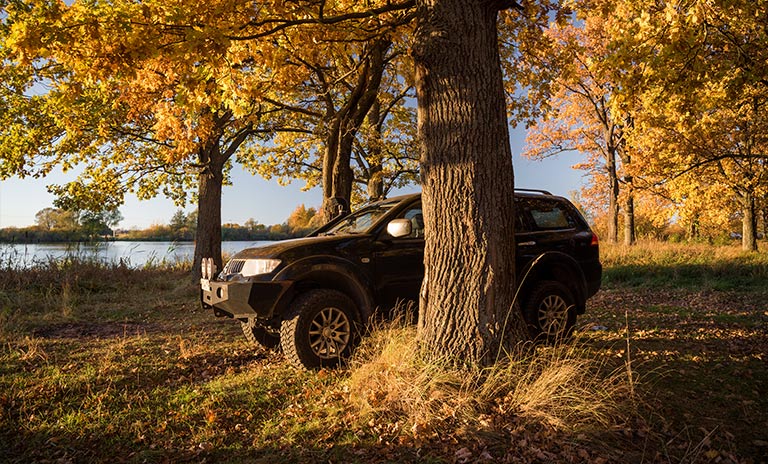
[{"xmin": 514, "ymin": 188, "xmax": 552, "ymax": 195}]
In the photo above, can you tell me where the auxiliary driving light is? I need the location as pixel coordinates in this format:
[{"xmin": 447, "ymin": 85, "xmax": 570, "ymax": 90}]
[
  {"xmin": 201, "ymin": 257, "xmax": 216, "ymax": 280},
  {"xmin": 208, "ymin": 258, "xmax": 216, "ymax": 279}
]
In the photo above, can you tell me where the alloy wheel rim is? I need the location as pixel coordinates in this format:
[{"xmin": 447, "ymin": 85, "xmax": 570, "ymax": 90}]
[
  {"xmin": 537, "ymin": 294, "xmax": 569, "ymax": 337},
  {"xmin": 308, "ymin": 307, "xmax": 351, "ymax": 359}
]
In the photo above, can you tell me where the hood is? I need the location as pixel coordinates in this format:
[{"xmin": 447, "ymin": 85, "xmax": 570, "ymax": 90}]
[{"xmin": 231, "ymin": 234, "xmax": 368, "ymax": 260}]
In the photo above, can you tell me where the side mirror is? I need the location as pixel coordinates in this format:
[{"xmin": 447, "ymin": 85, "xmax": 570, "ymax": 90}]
[{"xmin": 387, "ymin": 219, "xmax": 412, "ymax": 238}]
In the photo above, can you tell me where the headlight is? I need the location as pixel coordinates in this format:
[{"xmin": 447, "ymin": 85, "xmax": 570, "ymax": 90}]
[{"xmin": 240, "ymin": 259, "xmax": 281, "ymax": 277}]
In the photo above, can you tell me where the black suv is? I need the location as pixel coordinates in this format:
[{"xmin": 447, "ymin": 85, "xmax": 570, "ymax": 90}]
[{"xmin": 201, "ymin": 190, "xmax": 601, "ymax": 369}]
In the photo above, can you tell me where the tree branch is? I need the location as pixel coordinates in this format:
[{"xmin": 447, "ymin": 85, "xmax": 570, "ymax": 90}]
[{"xmin": 231, "ymin": 1, "xmax": 416, "ymax": 41}]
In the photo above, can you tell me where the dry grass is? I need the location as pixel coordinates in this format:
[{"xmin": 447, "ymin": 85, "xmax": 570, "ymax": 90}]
[
  {"xmin": 600, "ymin": 240, "xmax": 768, "ymax": 289},
  {"xmin": 347, "ymin": 314, "xmax": 635, "ymax": 441},
  {"xmin": 483, "ymin": 342, "xmax": 633, "ymax": 429},
  {"xmin": 601, "ymin": 239, "xmax": 767, "ymax": 266},
  {"xmin": 348, "ymin": 319, "xmax": 474, "ymax": 430}
]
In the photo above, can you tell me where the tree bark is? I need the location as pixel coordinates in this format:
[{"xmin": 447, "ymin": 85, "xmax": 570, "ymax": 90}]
[
  {"xmin": 366, "ymin": 99, "xmax": 385, "ymax": 200},
  {"xmin": 617, "ymin": 142, "xmax": 635, "ymax": 245},
  {"xmin": 606, "ymin": 146, "xmax": 619, "ymax": 244},
  {"xmin": 320, "ymin": 39, "xmax": 391, "ymax": 221},
  {"xmin": 193, "ymin": 144, "xmax": 224, "ymax": 278},
  {"xmin": 191, "ymin": 117, "xmax": 254, "ymax": 278},
  {"xmin": 413, "ymin": 0, "xmax": 527, "ymax": 366},
  {"xmin": 320, "ymin": 119, "xmax": 356, "ymax": 220},
  {"xmin": 687, "ymin": 214, "xmax": 700, "ymax": 241},
  {"xmin": 623, "ymin": 177, "xmax": 635, "ymax": 246},
  {"xmin": 367, "ymin": 163, "xmax": 384, "ymax": 199},
  {"xmin": 742, "ymin": 190, "xmax": 757, "ymax": 251},
  {"xmin": 321, "ymin": 118, "xmax": 343, "ymax": 221}
]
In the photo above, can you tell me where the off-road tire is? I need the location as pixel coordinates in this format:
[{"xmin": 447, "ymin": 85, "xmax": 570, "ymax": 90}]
[
  {"xmin": 280, "ymin": 289, "xmax": 358, "ymax": 369},
  {"xmin": 240, "ymin": 320, "xmax": 280, "ymax": 350},
  {"xmin": 523, "ymin": 280, "xmax": 576, "ymax": 343}
]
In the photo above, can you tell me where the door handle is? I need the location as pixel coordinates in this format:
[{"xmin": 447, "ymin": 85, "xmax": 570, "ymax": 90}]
[{"xmin": 518, "ymin": 241, "xmax": 536, "ymax": 247}]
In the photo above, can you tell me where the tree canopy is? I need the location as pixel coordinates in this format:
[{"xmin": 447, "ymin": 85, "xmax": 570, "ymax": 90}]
[{"xmin": 513, "ymin": 0, "xmax": 768, "ymax": 248}]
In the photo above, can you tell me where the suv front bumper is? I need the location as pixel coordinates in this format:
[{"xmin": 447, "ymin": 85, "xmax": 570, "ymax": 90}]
[{"xmin": 201, "ymin": 278, "xmax": 293, "ymax": 319}]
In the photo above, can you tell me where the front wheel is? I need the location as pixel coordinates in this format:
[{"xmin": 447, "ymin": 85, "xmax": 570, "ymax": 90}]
[
  {"xmin": 523, "ymin": 281, "xmax": 577, "ymax": 343},
  {"xmin": 280, "ymin": 289, "xmax": 358, "ymax": 369},
  {"xmin": 240, "ymin": 320, "xmax": 280, "ymax": 350}
]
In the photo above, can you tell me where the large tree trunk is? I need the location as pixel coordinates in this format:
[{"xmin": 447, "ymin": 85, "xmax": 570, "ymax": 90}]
[
  {"xmin": 413, "ymin": 0, "xmax": 527, "ymax": 366},
  {"xmin": 742, "ymin": 191, "xmax": 757, "ymax": 251},
  {"xmin": 193, "ymin": 146, "xmax": 224, "ymax": 278}
]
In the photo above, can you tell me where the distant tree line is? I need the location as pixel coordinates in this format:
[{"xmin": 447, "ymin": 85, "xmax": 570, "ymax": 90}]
[
  {"xmin": 0, "ymin": 208, "xmax": 123, "ymax": 243},
  {"xmin": 0, "ymin": 205, "xmax": 320, "ymax": 243}
]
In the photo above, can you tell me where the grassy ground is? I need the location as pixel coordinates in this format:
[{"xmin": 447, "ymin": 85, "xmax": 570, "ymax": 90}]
[
  {"xmin": 0, "ymin": 242, "xmax": 766, "ymax": 463},
  {"xmin": 590, "ymin": 241, "xmax": 768, "ymax": 463}
]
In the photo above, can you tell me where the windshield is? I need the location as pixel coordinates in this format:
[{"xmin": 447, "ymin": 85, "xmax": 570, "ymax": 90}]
[{"xmin": 323, "ymin": 202, "xmax": 397, "ymax": 235}]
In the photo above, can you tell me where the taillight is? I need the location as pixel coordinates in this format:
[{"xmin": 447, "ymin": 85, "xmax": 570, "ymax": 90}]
[{"xmin": 590, "ymin": 233, "xmax": 599, "ymax": 246}]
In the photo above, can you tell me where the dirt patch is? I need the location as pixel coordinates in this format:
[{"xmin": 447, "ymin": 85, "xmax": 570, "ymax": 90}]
[{"xmin": 33, "ymin": 321, "xmax": 161, "ymax": 339}]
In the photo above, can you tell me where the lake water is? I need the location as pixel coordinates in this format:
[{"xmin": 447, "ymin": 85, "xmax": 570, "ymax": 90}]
[{"xmin": 0, "ymin": 241, "xmax": 275, "ymax": 269}]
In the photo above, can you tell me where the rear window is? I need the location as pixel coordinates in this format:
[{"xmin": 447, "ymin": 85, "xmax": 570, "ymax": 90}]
[{"xmin": 523, "ymin": 199, "xmax": 578, "ymax": 231}]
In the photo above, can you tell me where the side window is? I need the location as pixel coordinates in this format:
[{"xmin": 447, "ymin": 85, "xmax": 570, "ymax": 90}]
[
  {"xmin": 524, "ymin": 199, "xmax": 577, "ymax": 231},
  {"xmin": 401, "ymin": 205, "xmax": 424, "ymax": 239},
  {"xmin": 515, "ymin": 206, "xmax": 528, "ymax": 233}
]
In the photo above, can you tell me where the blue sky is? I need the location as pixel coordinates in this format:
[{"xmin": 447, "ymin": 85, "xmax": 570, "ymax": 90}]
[{"xmin": 0, "ymin": 127, "xmax": 588, "ymax": 229}]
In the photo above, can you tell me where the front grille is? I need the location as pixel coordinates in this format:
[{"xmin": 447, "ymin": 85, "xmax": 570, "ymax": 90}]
[{"xmin": 224, "ymin": 259, "xmax": 246, "ymax": 275}]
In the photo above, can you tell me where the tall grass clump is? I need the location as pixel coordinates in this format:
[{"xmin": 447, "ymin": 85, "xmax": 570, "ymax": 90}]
[
  {"xmin": 347, "ymin": 314, "xmax": 634, "ymax": 440},
  {"xmin": 347, "ymin": 315, "xmax": 475, "ymax": 430},
  {"xmin": 480, "ymin": 343, "xmax": 632, "ymax": 430}
]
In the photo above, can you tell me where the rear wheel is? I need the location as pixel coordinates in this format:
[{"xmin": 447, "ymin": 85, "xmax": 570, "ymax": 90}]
[
  {"xmin": 240, "ymin": 320, "xmax": 280, "ymax": 350},
  {"xmin": 523, "ymin": 280, "xmax": 576, "ymax": 343},
  {"xmin": 280, "ymin": 289, "xmax": 358, "ymax": 369}
]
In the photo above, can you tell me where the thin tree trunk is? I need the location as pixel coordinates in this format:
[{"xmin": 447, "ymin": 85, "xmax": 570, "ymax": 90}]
[
  {"xmin": 321, "ymin": 119, "xmax": 343, "ymax": 221},
  {"xmin": 320, "ymin": 124, "xmax": 355, "ymax": 221},
  {"xmin": 623, "ymin": 177, "xmax": 635, "ymax": 246},
  {"xmin": 742, "ymin": 191, "xmax": 757, "ymax": 251},
  {"xmin": 618, "ymin": 142, "xmax": 636, "ymax": 245},
  {"xmin": 687, "ymin": 214, "xmax": 700, "ymax": 241},
  {"xmin": 367, "ymin": 100, "xmax": 385, "ymax": 199},
  {"xmin": 333, "ymin": 128, "xmax": 356, "ymax": 202},
  {"xmin": 367, "ymin": 163, "xmax": 384, "ymax": 199},
  {"xmin": 414, "ymin": 0, "xmax": 527, "ymax": 366},
  {"xmin": 606, "ymin": 147, "xmax": 619, "ymax": 244},
  {"xmin": 320, "ymin": 39, "xmax": 390, "ymax": 221}
]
